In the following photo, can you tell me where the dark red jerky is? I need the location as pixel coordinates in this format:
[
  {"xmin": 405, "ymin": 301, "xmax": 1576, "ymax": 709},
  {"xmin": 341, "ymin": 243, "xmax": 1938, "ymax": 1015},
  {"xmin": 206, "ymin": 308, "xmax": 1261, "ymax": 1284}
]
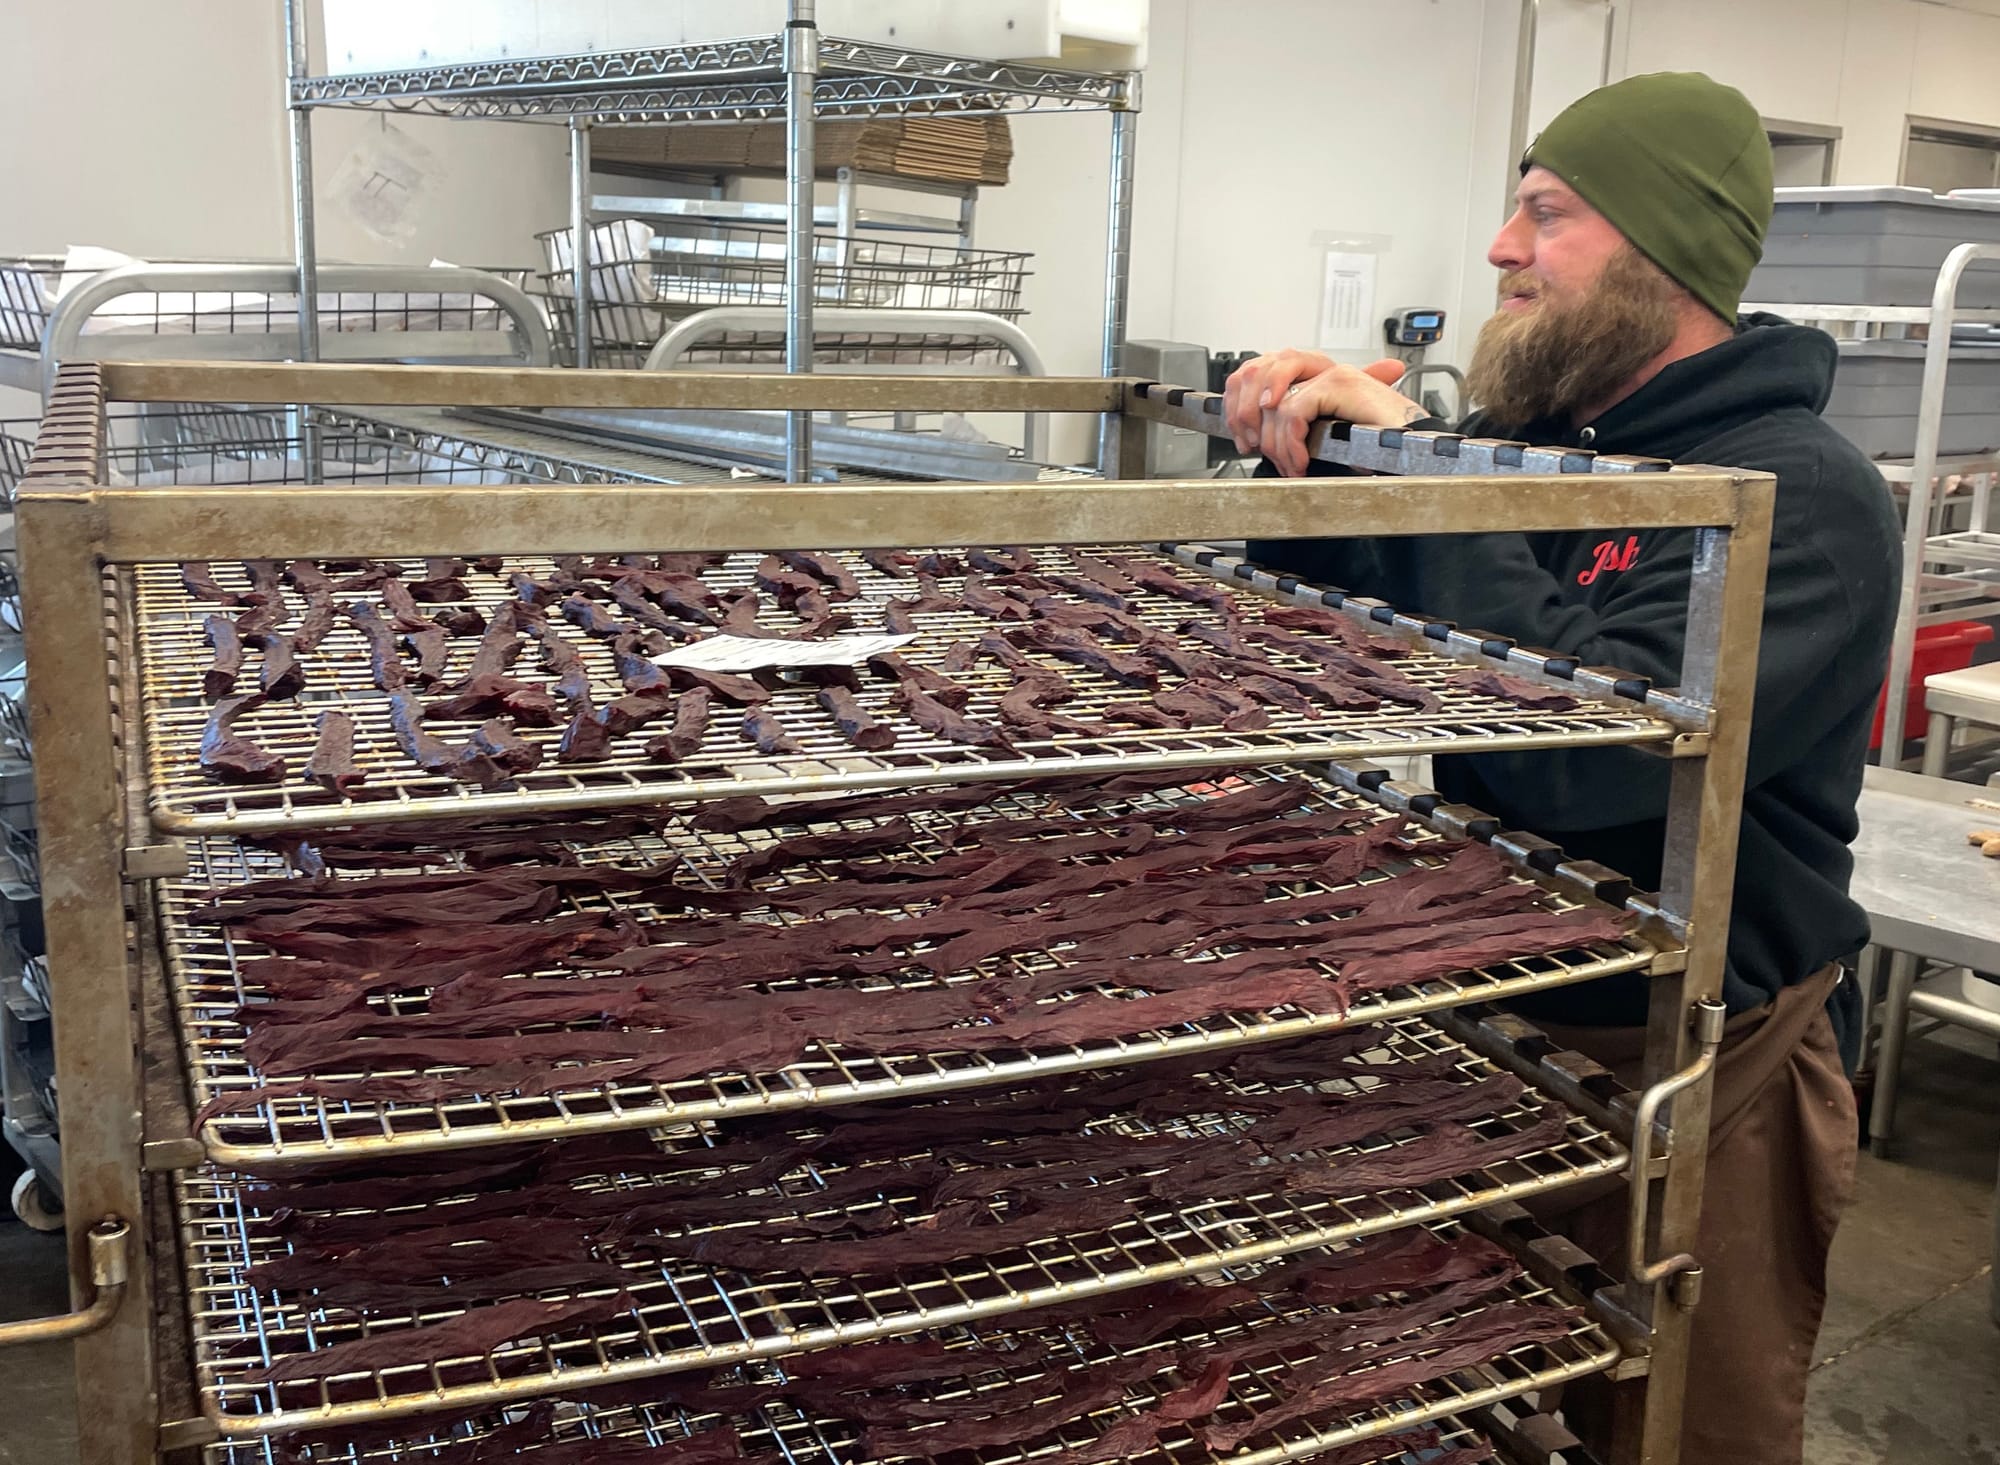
[
  {"xmin": 1447, "ymin": 667, "xmax": 1581, "ymax": 711},
  {"xmin": 561, "ymin": 712, "xmax": 615, "ymax": 765},
  {"xmin": 507, "ymin": 570, "xmax": 567, "ymax": 609},
  {"xmin": 1144, "ymin": 642, "xmax": 1230, "ymax": 682},
  {"xmin": 636, "ymin": 689, "xmax": 710, "ymax": 763},
  {"xmin": 243, "ymin": 560, "xmax": 287, "ymax": 604},
  {"xmin": 294, "ymin": 592, "xmax": 339, "ymax": 651},
  {"xmin": 609, "ymin": 578, "xmax": 706, "ymax": 638},
  {"xmin": 755, "ymin": 557, "xmax": 822, "ymax": 607},
  {"xmin": 282, "ymin": 560, "xmax": 333, "ymax": 595},
  {"xmin": 858, "ymin": 1354, "xmax": 1168, "ymax": 1460},
  {"xmin": 817, "ymin": 685, "xmax": 895, "ymax": 751},
  {"xmin": 741, "ymin": 709, "xmax": 805, "ymax": 756},
  {"xmin": 306, "ymin": 710, "xmax": 365, "ymax": 795},
  {"xmin": 863, "ymin": 549, "xmax": 917, "ymax": 579},
  {"xmin": 774, "ymin": 550, "xmax": 862, "ymax": 600},
  {"xmin": 387, "ymin": 689, "xmax": 463, "ymax": 775},
  {"xmin": 331, "ymin": 561, "xmax": 401, "ymax": 593},
  {"xmin": 409, "ymin": 558, "xmax": 470, "ymax": 603},
  {"xmin": 898, "ymin": 686, "xmax": 1015, "ymax": 752},
  {"xmin": 245, "ymin": 1293, "xmax": 633, "ymax": 1385},
  {"xmin": 1262, "ymin": 601, "xmax": 1410, "ymax": 658},
  {"xmin": 1105, "ymin": 552, "xmax": 1234, "ymax": 611},
  {"xmin": 466, "ymin": 555, "xmax": 506, "ymax": 573},
  {"xmin": 668, "ymin": 667, "xmax": 769, "ymax": 706},
  {"xmin": 792, "ymin": 589, "xmax": 854, "ymax": 636},
  {"xmin": 199, "ymin": 694, "xmax": 286, "ymax": 784},
  {"xmin": 1154, "ymin": 682, "xmax": 1269, "ymax": 731},
  {"xmin": 626, "ymin": 572, "xmax": 721, "ymax": 625},
  {"xmin": 997, "ymin": 669, "xmax": 1105, "ymax": 739},
  {"xmin": 1200, "ymin": 1302, "xmax": 1573, "ymax": 1451},
  {"xmin": 653, "ymin": 552, "xmax": 731, "ymax": 576},
  {"xmin": 1028, "ymin": 570, "xmax": 1129, "ymax": 611},
  {"xmin": 1029, "ymin": 1357, "xmax": 1234, "ymax": 1465},
  {"xmin": 202, "ymin": 614, "xmax": 243, "ymax": 699},
  {"xmin": 232, "ymin": 596, "xmax": 286, "ymax": 636},
  {"xmin": 537, "ymin": 625, "xmax": 592, "ymax": 705},
  {"xmin": 423, "ymin": 672, "xmax": 563, "ymax": 728},
  {"xmin": 610, "ymin": 633, "xmax": 669, "ymax": 692},
  {"xmin": 463, "ymin": 719, "xmax": 543, "ymax": 782},
  {"xmin": 1103, "ymin": 700, "xmax": 1182, "ymax": 730},
  {"xmin": 562, "ymin": 593, "xmax": 625, "ymax": 639},
  {"xmin": 914, "ymin": 551, "xmax": 965, "ymax": 576},
  {"xmin": 1013, "ymin": 622, "xmax": 1159, "ymax": 687},
  {"xmin": 716, "ymin": 592, "xmax": 781, "ymax": 639},
  {"xmin": 453, "ymin": 603, "xmax": 530, "ymax": 685},
  {"xmin": 1067, "ymin": 550, "xmax": 1141, "ymax": 597},
  {"xmin": 722, "ymin": 818, "xmax": 920, "ymax": 887},
  {"xmin": 867, "ymin": 653, "xmax": 971, "ymax": 709},
  {"xmin": 586, "ymin": 687, "xmax": 676, "ymax": 737},
  {"xmin": 1338, "ymin": 911, "xmax": 1628, "ymax": 998},
  {"xmin": 967, "ymin": 546, "xmax": 1037, "ymax": 575},
  {"xmin": 398, "ymin": 622, "xmax": 452, "ymax": 687},
  {"xmin": 960, "ymin": 573, "xmax": 1034, "ymax": 622}
]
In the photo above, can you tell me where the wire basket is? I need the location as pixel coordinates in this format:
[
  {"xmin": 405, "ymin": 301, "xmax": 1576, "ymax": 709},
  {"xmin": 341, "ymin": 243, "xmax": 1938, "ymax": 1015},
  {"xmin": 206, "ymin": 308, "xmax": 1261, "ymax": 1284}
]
[
  {"xmin": 536, "ymin": 219, "xmax": 1032, "ymax": 368},
  {"xmin": 0, "ymin": 256, "xmax": 540, "ymax": 352}
]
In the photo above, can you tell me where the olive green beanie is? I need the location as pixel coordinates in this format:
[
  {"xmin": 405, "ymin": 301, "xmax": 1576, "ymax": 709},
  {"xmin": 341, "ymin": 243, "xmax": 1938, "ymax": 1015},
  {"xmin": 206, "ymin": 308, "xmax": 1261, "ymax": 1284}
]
[{"xmin": 1524, "ymin": 71, "xmax": 1774, "ymax": 323}]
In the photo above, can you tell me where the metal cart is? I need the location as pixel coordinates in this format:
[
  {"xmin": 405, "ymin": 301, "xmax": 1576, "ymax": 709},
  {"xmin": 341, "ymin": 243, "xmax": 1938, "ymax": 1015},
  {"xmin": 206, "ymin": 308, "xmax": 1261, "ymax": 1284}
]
[{"xmin": 1, "ymin": 360, "xmax": 1771, "ymax": 1465}]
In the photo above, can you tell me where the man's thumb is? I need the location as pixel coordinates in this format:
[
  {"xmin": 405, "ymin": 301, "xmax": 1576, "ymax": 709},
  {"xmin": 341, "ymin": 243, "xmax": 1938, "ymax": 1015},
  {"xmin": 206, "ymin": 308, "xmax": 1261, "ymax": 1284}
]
[{"xmin": 1363, "ymin": 358, "xmax": 1406, "ymax": 386}]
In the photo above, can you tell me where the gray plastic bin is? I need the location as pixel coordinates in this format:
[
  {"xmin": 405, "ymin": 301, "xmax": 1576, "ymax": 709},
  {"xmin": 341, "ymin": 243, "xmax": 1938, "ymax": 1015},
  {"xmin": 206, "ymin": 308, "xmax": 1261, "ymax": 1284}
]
[
  {"xmin": 1822, "ymin": 339, "xmax": 2000, "ymax": 460},
  {"xmin": 1749, "ymin": 186, "xmax": 2000, "ymax": 309}
]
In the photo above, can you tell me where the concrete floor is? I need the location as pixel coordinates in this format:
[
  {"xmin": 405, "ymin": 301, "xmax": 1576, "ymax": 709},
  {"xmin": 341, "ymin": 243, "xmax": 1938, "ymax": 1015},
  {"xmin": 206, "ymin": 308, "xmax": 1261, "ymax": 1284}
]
[{"xmin": 0, "ymin": 1033, "xmax": 1994, "ymax": 1465}]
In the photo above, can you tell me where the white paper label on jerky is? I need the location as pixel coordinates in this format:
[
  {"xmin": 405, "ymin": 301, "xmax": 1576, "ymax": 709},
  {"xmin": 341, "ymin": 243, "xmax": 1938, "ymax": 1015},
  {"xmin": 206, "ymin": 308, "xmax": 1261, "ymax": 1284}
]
[{"xmin": 653, "ymin": 633, "xmax": 920, "ymax": 673}]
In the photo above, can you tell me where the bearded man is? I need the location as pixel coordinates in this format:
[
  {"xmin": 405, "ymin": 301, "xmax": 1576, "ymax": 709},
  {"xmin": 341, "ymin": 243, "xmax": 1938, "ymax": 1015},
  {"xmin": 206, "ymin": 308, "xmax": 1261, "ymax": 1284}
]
[{"xmin": 1224, "ymin": 73, "xmax": 1899, "ymax": 1465}]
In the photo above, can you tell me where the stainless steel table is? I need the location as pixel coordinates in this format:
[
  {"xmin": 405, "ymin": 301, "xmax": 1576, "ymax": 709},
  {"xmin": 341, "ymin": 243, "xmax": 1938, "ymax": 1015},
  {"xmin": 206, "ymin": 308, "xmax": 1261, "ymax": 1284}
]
[{"xmin": 1850, "ymin": 766, "xmax": 2000, "ymax": 1325}]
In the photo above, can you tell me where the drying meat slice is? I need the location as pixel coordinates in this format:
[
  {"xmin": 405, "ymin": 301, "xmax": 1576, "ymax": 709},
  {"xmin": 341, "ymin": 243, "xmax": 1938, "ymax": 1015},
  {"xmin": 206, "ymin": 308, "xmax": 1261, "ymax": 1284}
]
[
  {"xmin": 1034, "ymin": 570, "xmax": 1129, "ymax": 610},
  {"xmin": 668, "ymin": 667, "xmax": 769, "ymax": 706},
  {"xmin": 202, "ymin": 614, "xmax": 243, "ymax": 699},
  {"xmin": 306, "ymin": 710, "xmax": 365, "ymax": 795},
  {"xmin": 245, "ymin": 1293, "xmax": 634, "ymax": 1385},
  {"xmin": 883, "ymin": 572, "xmax": 958, "ymax": 634},
  {"xmin": 506, "ymin": 569, "xmax": 566, "ymax": 609},
  {"xmin": 249, "ymin": 631, "xmax": 307, "ymax": 700},
  {"xmin": 608, "ymin": 578, "xmax": 704, "ymax": 639},
  {"xmin": 347, "ymin": 602, "xmax": 408, "ymax": 692},
  {"xmin": 409, "ymin": 557, "xmax": 470, "ymax": 603},
  {"xmin": 1068, "ymin": 549, "xmax": 1141, "ymax": 597},
  {"xmin": 181, "ymin": 563, "xmax": 246, "ymax": 606},
  {"xmin": 331, "ymin": 561, "xmax": 400, "ymax": 593},
  {"xmin": 612, "ymin": 633, "xmax": 670, "ymax": 692},
  {"xmin": 1105, "ymin": 551, "xmax": 1235, "ymax": 611},
  {"xmin": 914, "ymin": 551, "xmax": 964, "ymax": 576},
  {"xmin": 423, "ymin": 672, "xmax": 563, "ymax": 728},
  {"xmin": 652, "ymin": 552, "xmax": 729, "ymax": 577},
  {"xmin": 862, "ymin": 549, "xmax": 917, "ymax": 579},
  {"xmin": 1263, "ymin": 601, "xmax": 1410, "ymax": 657},
  {"xmin": 455, "ymin": 603, "xmax": 531, "ymax": 685},
  {"xmin": 996, "ymin": 670, "xmax": 1104, "ymax": 739},
  {"xmin": 281, "ymin": 561, "xmax": 332, "ymax": 595},
  {"xmin": 755, "ymin": 557, "xmax": 823, "ymax": 607},
  {"xmin": 961, "ymin": 573, "xmax": 1034, "ymax": 622},
  {"xmin": 430, "ymin": 607, "xmax": 486, "ymax": 638},
  {"xmin": 1154, "ymin": 682, "xmax": 1269, "ymax": 731},
  {"xmin": 818, "ymin": 686, "xmax": 895, "ymax": 751},
  {"xmin": 1014, "ymin": 622, "xmax": 1159, "ymax": 688},
  {"xmin": 562, "ymin": 593, "xmax": 624, "ymax": 640},
  {"xmin": 719, "ymin": 591, "xmax": 783, "ymax": 639},
  {"xmin": 967, "ymin": 546, "xmax": 1037, "ymax": 575},
  {"xmin": 742, "ymin": 709, "xmax": 805, "ymax": 755},
  {"xmin": 387, "ymin": 690, "xmax": 463, "ymax": 777},
  {"xmin": 643, "ymin": 687, "xmax": 712, "ymax": 763},
  {"xmin": 867, "ymin": 653, "xmax": 971, "ymax": 709},
  {"xmin": 791, "ymin": 588, "xmax": 854, "ymax": 637},
  {"xmin": 458, "ymin": 720, "xmax": 543, "ymax": 788},
  {"xmin": 1102, "ymin": 701, "xmax": 1182, "ymax": 731},
  {"xmin": 295, "ymin": 592, "xmax": 339, "ymax": 651},
  {"xmin": 556, "ymin": 709, "xmax": 616, "ymax": 764},
  {"xmin": 1446, "ymin": 667, "xmax": 1582, "ymax": 711},
  {"xmin": 897, "ymin": 686, "xmax": 1015, "ymax": 752},
  {"xmin": 775, "ymin": 550, "xmax": 862, "ymax": 600},
  {"xmin": 199, "ymin": 694, "xmax": 286, "ymax": 784},
  {"xmin": 537, "ymin": 625, "xmax": 592, "ymax": 705}
]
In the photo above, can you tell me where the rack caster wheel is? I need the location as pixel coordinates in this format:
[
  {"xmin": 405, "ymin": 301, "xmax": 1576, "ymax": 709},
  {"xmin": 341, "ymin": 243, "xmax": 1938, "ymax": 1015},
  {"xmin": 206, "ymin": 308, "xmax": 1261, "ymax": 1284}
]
[{"xmin": 9, "ymin": 1171, "xmax": 62, "ymax": 1232}]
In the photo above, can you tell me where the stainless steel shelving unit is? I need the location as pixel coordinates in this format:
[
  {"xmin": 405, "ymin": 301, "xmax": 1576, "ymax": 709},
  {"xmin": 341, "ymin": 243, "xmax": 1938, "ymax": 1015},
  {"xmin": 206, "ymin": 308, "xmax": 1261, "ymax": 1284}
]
[
  {"xmin": 279, "ymin": 0, "xmax": 1142, "ymax": 476},
  {"xmin": 5, "ymin": 360, "xmax": 1775, "ymax": 1465},
  {"xmin": 1748, "ymin": 240, "xmax": 2000, "ymax": 757}
]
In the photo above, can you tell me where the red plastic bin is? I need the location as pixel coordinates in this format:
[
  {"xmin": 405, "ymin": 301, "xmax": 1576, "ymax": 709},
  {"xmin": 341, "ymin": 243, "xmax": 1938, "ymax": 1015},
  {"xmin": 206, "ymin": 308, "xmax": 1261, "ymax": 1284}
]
[{"xmin": 1871, "ymin": 620, "xmax": 1995, "ymax": 750}]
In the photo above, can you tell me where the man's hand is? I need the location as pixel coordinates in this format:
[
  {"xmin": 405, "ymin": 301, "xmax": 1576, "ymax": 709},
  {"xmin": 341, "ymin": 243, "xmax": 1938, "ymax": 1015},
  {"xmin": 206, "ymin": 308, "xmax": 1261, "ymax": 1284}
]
[{"xmin": 1224, "ymin": 352, "xmax": 1427, "ymax": 478}]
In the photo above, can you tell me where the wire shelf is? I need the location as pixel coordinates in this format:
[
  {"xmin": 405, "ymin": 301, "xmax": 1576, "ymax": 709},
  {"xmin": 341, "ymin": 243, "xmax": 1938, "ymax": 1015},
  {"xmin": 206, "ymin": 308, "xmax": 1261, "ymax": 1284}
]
[
  {"xmin": 160, "ymin": 765, "xmax": 1662, "ymax": 1166},
  {"xmin": 290, "ymin": 37, "xmax": 1136, "ymax": 124},
  {"xmin": 127, "ymin": 544, "xmax": 1676, "ymax": 836},
  {"xmin": 175, "ymin": 1030, "xmax": 1624, "ymax": 1437}
]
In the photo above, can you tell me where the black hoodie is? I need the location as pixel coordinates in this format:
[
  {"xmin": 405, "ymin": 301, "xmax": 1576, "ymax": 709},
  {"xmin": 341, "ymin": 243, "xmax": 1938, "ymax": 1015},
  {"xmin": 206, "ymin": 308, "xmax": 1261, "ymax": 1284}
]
[{"xmin": 1248, "ymin": 316, "xmax": 1901, "ymax": 1035}]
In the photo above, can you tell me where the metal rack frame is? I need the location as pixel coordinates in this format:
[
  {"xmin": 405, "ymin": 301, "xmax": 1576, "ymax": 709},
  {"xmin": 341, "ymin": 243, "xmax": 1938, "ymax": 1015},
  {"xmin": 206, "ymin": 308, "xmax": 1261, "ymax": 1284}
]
[
  {"xmin": 13, "ymin": 360, "xmax": 1773, "ymax": 1465},
  {"xmin": 278, "ymin": 0, "xmax": 1142, "ymax": 479}
]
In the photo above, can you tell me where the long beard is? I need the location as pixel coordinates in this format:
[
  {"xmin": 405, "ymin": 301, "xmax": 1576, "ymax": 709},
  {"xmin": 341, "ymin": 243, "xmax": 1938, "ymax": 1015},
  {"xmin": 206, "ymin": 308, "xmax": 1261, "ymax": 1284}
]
[{"xmin": 1465, "ymin": 245, "xmax": 1681, "ymax": 432}]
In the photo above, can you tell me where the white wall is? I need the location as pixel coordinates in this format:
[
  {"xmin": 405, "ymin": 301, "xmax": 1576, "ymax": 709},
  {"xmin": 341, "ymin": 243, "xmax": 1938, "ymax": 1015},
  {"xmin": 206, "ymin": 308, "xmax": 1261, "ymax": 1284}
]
[{"xmin": 8, "ymin": 0, "xmax": 2000, "ymax": 458}]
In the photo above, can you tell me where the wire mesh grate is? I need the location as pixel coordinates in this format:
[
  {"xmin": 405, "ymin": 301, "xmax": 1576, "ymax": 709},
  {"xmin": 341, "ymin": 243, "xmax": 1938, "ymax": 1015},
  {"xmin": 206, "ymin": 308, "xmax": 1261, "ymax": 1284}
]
[
  {"xmin": 175, "ymin": 1032, "xmax": 1623, "ymax": 1438},
  {"xmin": 159, "ymin": 764, "xmax": 1664, "ymax": 1166},
  {"xmin": 127, "ymin": 543, "xmax": 1676, "ymax": 836}
]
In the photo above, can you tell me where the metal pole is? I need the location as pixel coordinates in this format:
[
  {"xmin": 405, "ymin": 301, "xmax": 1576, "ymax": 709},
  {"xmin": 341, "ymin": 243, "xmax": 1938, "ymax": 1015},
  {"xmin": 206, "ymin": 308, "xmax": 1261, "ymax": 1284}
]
[
  {"xmin": 570, "ymin": 120, "xmax": 593, "ymax": 370},
  {"xmin": 1095, "ymin": 95, "xmax": 1139, "ymax": 474},
  {"xmin": 1878, "ymin": 244, "xmax": 1999, "ymax": 759},
  {"xmin": 1506, "ymin": 0, "xmax": 1540, "ymax": 216},
  {"xmin": 284, "ymin": 0, "xmax": 322, "ymax": 478},
  {"xmin": 785, "ymin": 1, "xmax": 819, "ymax": 481}
]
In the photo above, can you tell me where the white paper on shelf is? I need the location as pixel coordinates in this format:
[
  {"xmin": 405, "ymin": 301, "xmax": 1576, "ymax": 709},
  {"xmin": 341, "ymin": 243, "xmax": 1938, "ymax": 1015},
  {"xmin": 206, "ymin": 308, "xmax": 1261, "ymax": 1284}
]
[{"xmin": 653, "ymin": 632, "xmax": 918, "ymax": 672}]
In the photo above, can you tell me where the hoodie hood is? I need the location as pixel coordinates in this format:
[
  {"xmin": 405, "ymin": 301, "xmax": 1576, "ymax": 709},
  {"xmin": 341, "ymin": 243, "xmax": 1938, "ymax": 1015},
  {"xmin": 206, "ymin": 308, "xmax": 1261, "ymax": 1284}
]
[{"xmin": 1466, "ymin": 313, "xmax": 1838, "ymax": 463}]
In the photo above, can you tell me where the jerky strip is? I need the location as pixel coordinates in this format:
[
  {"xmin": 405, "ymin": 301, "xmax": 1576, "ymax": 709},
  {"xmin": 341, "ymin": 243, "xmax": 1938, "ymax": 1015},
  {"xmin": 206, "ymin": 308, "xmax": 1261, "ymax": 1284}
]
[{"xmin": 306, "ymin": 710, "xmax": 365, "ymax": 795}]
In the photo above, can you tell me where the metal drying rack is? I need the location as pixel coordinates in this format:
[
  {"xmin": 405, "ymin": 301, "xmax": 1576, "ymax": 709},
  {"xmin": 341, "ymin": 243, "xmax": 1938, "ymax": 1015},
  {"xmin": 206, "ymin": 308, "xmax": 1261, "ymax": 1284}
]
[{"xmin": 9, "ymin": 360, "xmax": 1774, "ymax": 1465}]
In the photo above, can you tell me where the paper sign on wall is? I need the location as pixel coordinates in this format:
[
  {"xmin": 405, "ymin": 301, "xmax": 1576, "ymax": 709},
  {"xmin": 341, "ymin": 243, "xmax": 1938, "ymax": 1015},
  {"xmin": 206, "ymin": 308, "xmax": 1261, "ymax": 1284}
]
[{"xmin": 1312, "ymin": 234, "xmax": 1389, "ymax": 355}]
